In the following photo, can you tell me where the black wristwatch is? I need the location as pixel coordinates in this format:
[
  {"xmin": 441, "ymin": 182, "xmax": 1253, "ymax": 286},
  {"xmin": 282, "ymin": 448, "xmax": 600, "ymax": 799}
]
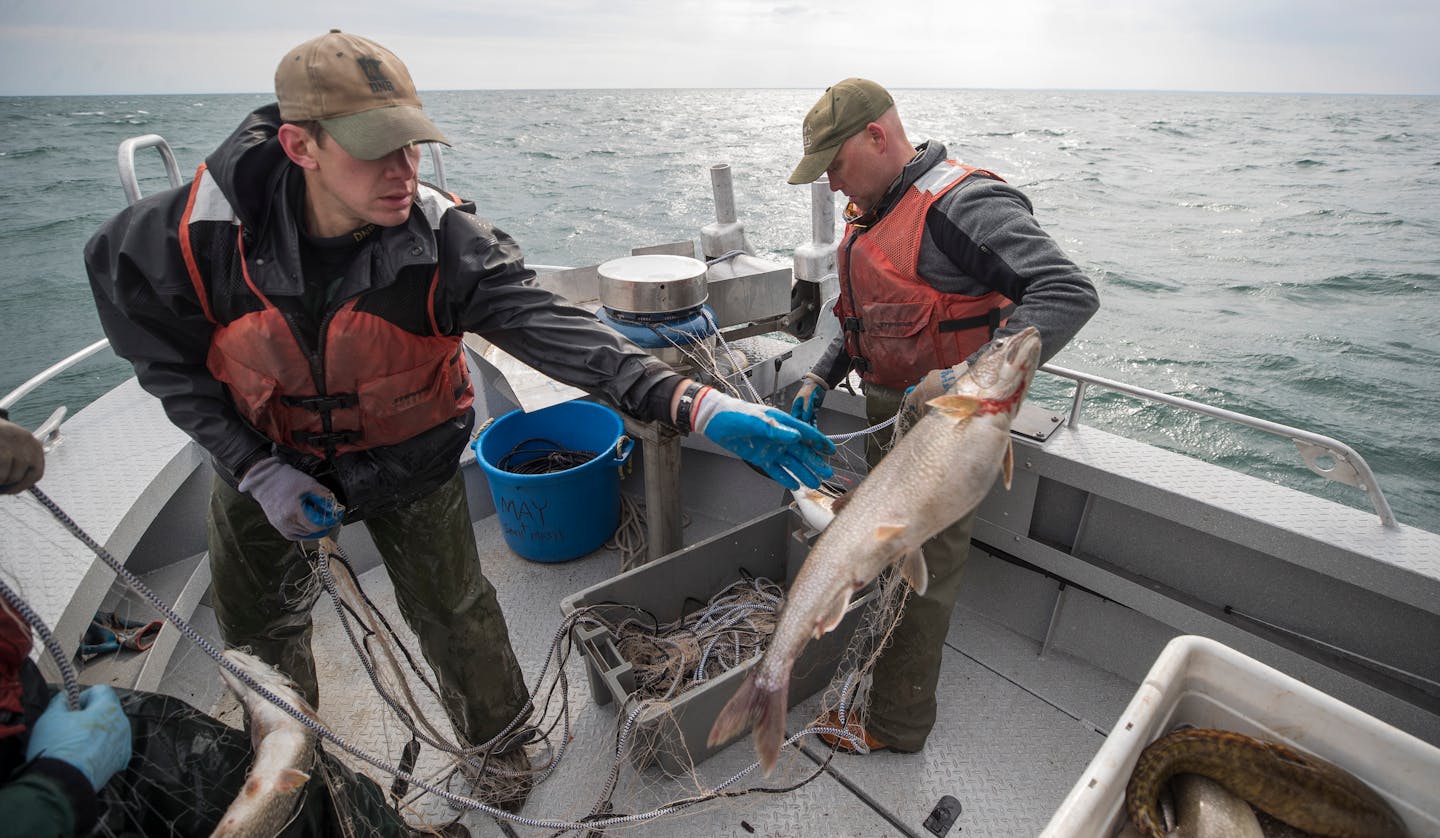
[{"xmin": 673, "ymin": 381, "xmax": 706, "ymax": 434}]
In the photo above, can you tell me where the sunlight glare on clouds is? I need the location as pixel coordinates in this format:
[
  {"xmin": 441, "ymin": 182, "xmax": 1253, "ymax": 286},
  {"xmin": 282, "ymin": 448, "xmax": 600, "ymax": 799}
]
[{"xmin": 0, "ymin": 0, "xmax": 1435, "ymax": 94}]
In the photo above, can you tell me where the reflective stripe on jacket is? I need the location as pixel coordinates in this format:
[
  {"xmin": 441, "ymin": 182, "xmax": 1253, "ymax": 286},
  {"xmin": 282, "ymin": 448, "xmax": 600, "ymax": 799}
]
[
  {"xmin": 178, "ymin": 167, "xmax": 473, "ymax": 458},
  {"xmin": 835, "ymin": 160, "xmax": 1015, "ymax": 390}
]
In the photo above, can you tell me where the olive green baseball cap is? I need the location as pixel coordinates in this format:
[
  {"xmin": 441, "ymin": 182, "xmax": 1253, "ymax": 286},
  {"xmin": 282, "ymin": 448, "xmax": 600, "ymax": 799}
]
[
  {"xmin": 788, "ymin": 78, "xmax": 894, "ymax": 185},
  {"xmin": 275, "ymin": 29, "xmax": 449, "ymax": 161}
]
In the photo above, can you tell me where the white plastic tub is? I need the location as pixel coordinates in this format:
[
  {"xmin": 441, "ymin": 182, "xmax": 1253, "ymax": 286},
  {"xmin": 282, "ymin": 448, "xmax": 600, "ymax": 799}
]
[{"xmin": 1041, "ymin": 635, "xmax": 1440, "ymax": 837}]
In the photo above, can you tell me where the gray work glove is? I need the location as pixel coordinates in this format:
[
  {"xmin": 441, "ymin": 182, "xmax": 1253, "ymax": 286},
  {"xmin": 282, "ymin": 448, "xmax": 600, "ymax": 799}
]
[{"xmin": 238, "ymin": 456, "xmax": 343, "ymax": 540}]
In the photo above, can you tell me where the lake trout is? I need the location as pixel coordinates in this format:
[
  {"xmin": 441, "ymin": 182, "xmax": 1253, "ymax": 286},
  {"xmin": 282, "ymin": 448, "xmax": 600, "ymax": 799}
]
[
  {"xmin": 212, "ymin": 650, "xmax": 318, "ymax": 838},
  {"xmin": 708, "ymin": 327, "xmax": 1042, "ymax": 774},
  {"xmin": 1125, "ymin": 728, "xmax": 1407, "ymax": 838}
]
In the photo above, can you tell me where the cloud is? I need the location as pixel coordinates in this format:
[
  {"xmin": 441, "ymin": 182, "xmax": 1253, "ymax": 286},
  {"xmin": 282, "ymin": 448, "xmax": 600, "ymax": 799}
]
[{"xmin": 0, "ymin": 0, "xmax": 1435, "ymax": 95}]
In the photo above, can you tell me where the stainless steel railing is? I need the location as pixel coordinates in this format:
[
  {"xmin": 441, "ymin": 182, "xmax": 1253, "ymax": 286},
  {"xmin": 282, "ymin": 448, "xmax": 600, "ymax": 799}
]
[
  {"xmin": 0, "ymin": 339, "xmax": 113, "ymax": 450},
  {"xmin": 117, "ymin": 135, "xmax": 183, "ymax": 205},
  {"xmin": 116, "ymin": 133, "xmax": 448, "ymax": 208},
  {"xmin": 1042, "ymin": 364, "xmax": 1397, "ymax": 527}
]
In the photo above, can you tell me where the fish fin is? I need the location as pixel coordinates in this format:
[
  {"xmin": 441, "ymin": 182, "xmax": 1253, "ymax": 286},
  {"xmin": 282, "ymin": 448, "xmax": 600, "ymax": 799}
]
[
  {"xmin": 899, "ymin": 548, "xmax": 929, "ymax": 596},
  {"xmin": 708, "ymin": 671, "xmax": 790, "ymax": 776},
  {"xmin": 814, "ymin": 591, "xmax": 852, "ymax": 638},
  {"xmin": 873, "ymin": 523, "xmax": 906, "ymax": 544},
  {"xmin": 1003, "ymin": 440, "xmax": 1014, "ymax": 490},
  {"xmin": 830, "ymin": 491, "xmax": 852, "ymax": 514},
  {"xmin": 926, "ymin": 394, "xmax": 983, "ymax": 417},
  {"xmin": 275, "ymin": 768, "xmax": 311, "ymax": 792}
]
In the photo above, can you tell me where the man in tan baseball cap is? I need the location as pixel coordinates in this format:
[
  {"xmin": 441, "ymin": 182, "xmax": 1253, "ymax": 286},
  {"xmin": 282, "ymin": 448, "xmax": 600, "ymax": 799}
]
[
  {"xmin": 87, "ymin": 29, "xmax": 840, "ymax": 821},
  {"xmin": 275, "ymin": 28, "xmax": 448, "ymax": 161}
]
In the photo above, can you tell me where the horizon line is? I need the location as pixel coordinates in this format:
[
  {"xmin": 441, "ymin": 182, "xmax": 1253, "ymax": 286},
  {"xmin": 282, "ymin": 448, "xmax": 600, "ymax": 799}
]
[{"xmin": 2, "ymin": 85, "xmax": 1437, "ymax": 98}]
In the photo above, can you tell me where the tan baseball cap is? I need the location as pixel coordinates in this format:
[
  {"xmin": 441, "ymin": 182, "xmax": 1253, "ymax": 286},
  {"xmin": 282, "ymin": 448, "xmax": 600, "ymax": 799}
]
[
  {"xmin": 275, "ymin": 29, "xmax": 449, "ymax": 161},
  {"xmin": 788, "ymin": 78, "xmax": 894, "ymax": 185}
]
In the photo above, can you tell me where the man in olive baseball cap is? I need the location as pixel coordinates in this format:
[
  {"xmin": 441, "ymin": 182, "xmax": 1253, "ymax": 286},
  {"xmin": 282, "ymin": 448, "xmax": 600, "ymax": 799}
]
[
  {"xmin": 275, "ymin": 29, "xmax": 449, "ymax": 160},
  {"xmin": 787, "ymin": 77, "xmax": 894, "ymax": 185}
]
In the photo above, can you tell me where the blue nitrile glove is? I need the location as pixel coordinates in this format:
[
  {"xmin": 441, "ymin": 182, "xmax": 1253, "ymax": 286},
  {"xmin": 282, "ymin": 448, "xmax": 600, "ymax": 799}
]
[
  {"xmin": 26, "ymin": 685, "xmax": 132, "ymax": 791},
  {"xmin": 693, "ymin": 389, "xmax": 835, "ymax": 490},
  {"xmin": 238, "ymin": 456, "xmax": 343, "ymax": 540},
  {"xmin": 789, "ymin": 373, "xmax": 828, "ymax": 427},
  {"xmin": 899, "ymin": 361, "xmax": 970, "ymax": 433}
]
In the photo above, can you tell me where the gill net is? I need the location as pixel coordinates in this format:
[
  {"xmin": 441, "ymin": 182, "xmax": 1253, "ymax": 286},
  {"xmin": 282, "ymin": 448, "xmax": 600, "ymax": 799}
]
[
  {"xmin": 2, "ymin": 320, "xmax": 917, "ymax": 835},
  {"xmin": 8, "ymin": 469, "xmax": 920, "ymax": 837}
]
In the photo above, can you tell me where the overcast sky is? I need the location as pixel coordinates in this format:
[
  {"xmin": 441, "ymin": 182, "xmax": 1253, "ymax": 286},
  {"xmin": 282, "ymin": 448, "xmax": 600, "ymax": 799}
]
[{"xmin": 1, "ymin": 0, "xmax": 1436, "ymax": 96}]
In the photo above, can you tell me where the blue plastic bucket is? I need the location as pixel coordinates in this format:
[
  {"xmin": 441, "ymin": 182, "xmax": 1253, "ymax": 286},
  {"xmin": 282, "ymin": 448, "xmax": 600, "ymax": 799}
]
[{"xmin": 471, "ymin": 400, "xmax": 633, "ymax": 563}]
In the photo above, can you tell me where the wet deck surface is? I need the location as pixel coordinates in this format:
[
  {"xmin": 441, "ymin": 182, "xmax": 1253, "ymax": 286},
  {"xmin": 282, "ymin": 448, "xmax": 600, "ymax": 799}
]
[{"xmin": 157, "ymin": 503, "xmax": 1138, "ymax": 837}]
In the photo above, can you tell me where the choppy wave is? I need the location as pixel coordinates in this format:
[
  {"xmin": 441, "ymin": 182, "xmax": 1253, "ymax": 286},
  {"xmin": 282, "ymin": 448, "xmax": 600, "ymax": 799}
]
[
  {"xmin": 0, "ymin": 144, "xmax": 62, "ymax": 159},
  {"xmin": 1224, "ymin": 271, "xmax": 1436, "ymax": 300}
]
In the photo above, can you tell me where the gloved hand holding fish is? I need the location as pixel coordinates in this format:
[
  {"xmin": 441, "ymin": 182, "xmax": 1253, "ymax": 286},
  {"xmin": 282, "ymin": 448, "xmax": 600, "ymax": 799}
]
[
  {"xmin": 898, "ymin": 359, "xmax": 970, "ymax": 435},
  {"xmin": 709, "ymin": 326, "xmax": 1042, "ymax": 774}
]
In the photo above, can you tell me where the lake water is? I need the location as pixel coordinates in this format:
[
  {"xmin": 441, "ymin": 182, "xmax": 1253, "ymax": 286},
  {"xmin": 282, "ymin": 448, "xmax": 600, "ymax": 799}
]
[{"xmin": 1, "ymin": 89, "xmax": 1436, "ymax": 528}]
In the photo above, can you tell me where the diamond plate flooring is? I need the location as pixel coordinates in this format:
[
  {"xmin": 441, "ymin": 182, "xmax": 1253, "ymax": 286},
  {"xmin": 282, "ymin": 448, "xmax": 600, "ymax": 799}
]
[{"xmin": 164, "ymin": 508, "xmax": 1137, "ymax": 837}]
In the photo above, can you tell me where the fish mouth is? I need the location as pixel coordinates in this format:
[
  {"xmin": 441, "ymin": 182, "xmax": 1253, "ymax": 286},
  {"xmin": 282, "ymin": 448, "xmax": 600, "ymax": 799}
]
[
  {"xmin": 1002, "ymin": 326, "xmax": 1042, "ymax": 365},
  {"xmin": 966, "ymin": 326, "xmax": 1041, "ymax": 396}
]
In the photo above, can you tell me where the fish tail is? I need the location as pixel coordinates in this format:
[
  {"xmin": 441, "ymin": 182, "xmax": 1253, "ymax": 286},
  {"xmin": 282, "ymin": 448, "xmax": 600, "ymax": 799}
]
[{"xmin": 708, "ymin": 671, "xmax": 790, "ymax": 775}]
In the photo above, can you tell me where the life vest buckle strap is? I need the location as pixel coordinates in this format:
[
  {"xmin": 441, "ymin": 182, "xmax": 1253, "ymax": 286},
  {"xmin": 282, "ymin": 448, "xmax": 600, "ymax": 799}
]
[
  {"xmin": 280, "ymin": 393, "xmax": 360, "ymax": 413},
  {"xmin": 292, "ymin": 430, "xmax": 361, "ymax": 448},
  {"xmin": 937, "ymin": 303, "xmax": 1016, "ymax": 336},
  {"xmin": 843, "ymin": 316, "xmax": 865, "ymax": 333}
]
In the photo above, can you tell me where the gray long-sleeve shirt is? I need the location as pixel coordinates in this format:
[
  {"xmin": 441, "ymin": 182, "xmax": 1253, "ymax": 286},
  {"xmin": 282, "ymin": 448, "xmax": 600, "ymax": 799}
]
[{"xmin": 811, "ymin": 140, "xmax": 1099, "ymax": 387}]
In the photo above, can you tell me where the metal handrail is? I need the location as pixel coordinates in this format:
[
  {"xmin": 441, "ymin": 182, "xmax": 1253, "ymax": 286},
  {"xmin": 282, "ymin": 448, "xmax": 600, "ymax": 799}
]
[
  {"xmin": 1042, "ymin": 363, "xmax": 1397, "ymax": 528},
  {"xmin": 0, "ymin": 339, "xmax": 112, "ymax": 413},
  {"xmin": 1, "ymin": 339, "xmax": 113, "ymax": 450},
  {"xmin": 118, "ymin": 134, "xmax": 448, "ymax": 205},
  {"xmin": 118, "ymin": 135, "xmax": 183, "ymax": 206}
]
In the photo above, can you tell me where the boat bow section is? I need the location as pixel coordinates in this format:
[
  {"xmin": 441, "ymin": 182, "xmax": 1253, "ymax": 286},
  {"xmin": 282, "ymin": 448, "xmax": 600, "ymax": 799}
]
[{"xmin": 0, "ymin": 378, "xmax": 205, "ymax": 687}]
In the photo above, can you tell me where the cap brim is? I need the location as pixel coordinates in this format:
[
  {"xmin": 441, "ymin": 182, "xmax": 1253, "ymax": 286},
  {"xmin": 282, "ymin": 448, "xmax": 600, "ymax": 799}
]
[
  {"xmin": 321, "ymin": 105, "xmax": 451, "ymax": 161},
  {"xmin": 787, "ymin": 144, "xmax": 841, "ymax": 185}
]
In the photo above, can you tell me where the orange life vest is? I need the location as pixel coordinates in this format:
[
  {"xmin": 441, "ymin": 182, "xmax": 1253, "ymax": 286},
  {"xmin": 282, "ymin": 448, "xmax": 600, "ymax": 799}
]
[
  {"xmin": 178, "ymin": 166, "xmax": 473, "ymax": 458},
  {"xmin": 835, "ymin": 160, "xmax": 1015, "ymax": 390}
]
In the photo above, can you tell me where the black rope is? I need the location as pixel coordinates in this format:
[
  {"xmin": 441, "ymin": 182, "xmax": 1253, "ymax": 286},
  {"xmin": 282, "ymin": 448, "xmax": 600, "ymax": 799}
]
[{"xmin": 496, "ymin": 437, "xmax": 598, "ymax": 475}]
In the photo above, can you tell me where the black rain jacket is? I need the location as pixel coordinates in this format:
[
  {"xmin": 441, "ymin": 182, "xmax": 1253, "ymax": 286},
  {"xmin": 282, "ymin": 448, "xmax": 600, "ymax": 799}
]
[{"xmin": 86, "ymin": 104, "xmax": 681, "ymax": 518}]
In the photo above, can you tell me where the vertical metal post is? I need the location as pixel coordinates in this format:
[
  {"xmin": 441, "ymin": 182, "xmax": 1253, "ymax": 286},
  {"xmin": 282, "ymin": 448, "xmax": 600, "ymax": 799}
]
[
  {"xmin": 1067, "ymin": 381, "xmax": 1089, "ymax": 429},
  {"xmin": 711, "ymin": 163, "xmax": 737, "ymax": 224},
  {"xmin": 644, "ymin": 430, "xmax": 684, "ymax": 564},
  {"xmin": 811, "ymin": 177, "xmax": 835, "ymax": 245},
  {"xmin": 622, "ymin": 417, "xmax": 684, "ymax": 568}
]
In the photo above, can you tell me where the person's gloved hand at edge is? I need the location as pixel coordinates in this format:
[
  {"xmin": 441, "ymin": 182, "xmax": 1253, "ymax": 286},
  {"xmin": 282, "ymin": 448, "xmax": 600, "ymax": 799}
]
[
  {"xmin": 25, "ymin": 685, "xmax": 132, "ymax": 792},
  {"xmin": 689, "ymin": 387, "xmax": 835, "ymax": 490},
  {"xmin": 238, "ymin": 456, "xmax": 343, "ymax": 540},
  {"xmin": 0, "ymin": 416, "xmax": 45, "ymax": 494},
  {"xmin": 899, "ymin": 360, "xmax": 970, "ymax": 432},
  {"xmin": 789, "ymin": 372, "xmax": 828, "ymax": 427}
]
